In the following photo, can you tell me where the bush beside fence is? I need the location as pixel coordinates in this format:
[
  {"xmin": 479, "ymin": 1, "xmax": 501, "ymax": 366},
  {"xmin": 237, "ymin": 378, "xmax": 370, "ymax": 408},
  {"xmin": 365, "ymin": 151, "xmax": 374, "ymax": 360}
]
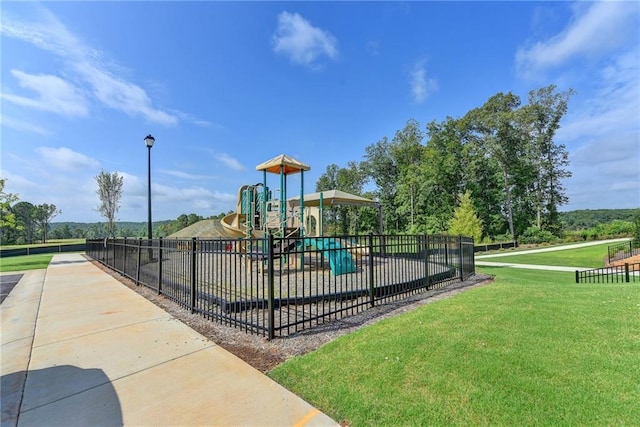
[{"xmin": 87, "ymin": 234, "xmax": 475, "ymax": 339}]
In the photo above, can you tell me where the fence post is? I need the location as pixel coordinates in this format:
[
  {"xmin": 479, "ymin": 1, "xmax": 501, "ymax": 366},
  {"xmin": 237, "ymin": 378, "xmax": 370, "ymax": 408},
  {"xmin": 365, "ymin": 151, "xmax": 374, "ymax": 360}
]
[
  {"xmin": 190, "ymin": 237, "xmax": 196, "ymax": 313},
  {"xmin": 458, "ymin": 236, "xmax": 464, "ymax": 281},
  {"xmin": 369, "ymin": 233, "xmax": 375, "ymax": 307},
  {"xmin": 445, "ymin": 239, "xmax": 449, "ymax": 266},
  {"xmin": 424, "ymin": 234, "xmax": 430, "ymax": 289},
  {"xmin": 625, "ymin": 263, "xmax": 630, "ymax": 283},
  {"xmin": 267, "ymin": 233, "xmax": 275, "ymax": 340},
  {"xmin": 157, "ymin": 237, "xmax": 163, "ymax": 294},
  {"xmin": 575, "ymin": 270, "xmax": 579, "ymax": 284},
  {"xmin": 123, "ymin": 237, "xmax": 127, "ymax": 277},
  {"xmin": 136, "ymin": 238, "xmax": 141, "ymax": 285}
]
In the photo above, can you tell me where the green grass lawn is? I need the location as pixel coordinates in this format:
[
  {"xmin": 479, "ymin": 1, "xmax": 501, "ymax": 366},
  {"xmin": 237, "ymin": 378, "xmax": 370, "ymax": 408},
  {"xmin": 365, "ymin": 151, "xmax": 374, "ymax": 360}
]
[
  {"xmin": 1, "ymin": 239, "xmax": 85, "ymax": 249},
  {"xmin": 0, "ymin": 254, "xmax": 54, "ymax": 272},
  {"xmin": 478, "ymin": 242, "xmax": 614, "ymax": 268},
  {"xmin": 269, "ymin": 267, "xmax": 640, "ymax": 425}
]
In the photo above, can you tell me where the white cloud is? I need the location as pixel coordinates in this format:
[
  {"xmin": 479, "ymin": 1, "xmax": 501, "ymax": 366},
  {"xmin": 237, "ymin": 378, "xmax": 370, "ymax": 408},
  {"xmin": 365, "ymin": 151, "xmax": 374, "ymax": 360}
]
[
  {"xmin": 1, "ymin": 5, "xmax": 179, "ymax": 126},
  {"xmin": 556, "ymin": 46, "xmax": 640, "ymax": 210},
  {"xmin": 2, "ymin": 69, "xmax": 88, "ymax": 116},
  {"xmin": 272, "ymin": 12, "xmax": 338, "ymax": 68},
  {"xmin": 410, "ymin": 61, "xmax": 438, "ymax": 104},
  {"xmin": 516, "ymin": 1, "xmax": 640, "ymax": 75},
  {"xmin": 160, "ymin": 170, "xmax": 216, "ymax": 180},
  {"xmin": 36, "ymin": 147, "xmax": 100, "ymax": 171},
  {"xmin": 75, "ymin": 62, "xmax": 177, "ymax": 125},
  {"xmin": 556, "ymin": 48, "xmax": 639, "ymax": 142},
  {"xmin": 0, "ymin": 116, "xmax": 51, "ymax": 135},
  {"xmin": 216, "ymin": 153, "xmax": 245, "ymax": 172}
]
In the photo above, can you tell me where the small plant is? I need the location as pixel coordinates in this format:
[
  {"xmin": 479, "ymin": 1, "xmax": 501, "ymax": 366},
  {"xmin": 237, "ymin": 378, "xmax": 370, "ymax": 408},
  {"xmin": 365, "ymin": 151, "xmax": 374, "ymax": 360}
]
[
  {"xmin": 518, "ymin": 226, "xmax": 558, "ymax": 244},
  {"xmin": 632, "ymin": 212, "xmax": 640, "ymax": 246}
]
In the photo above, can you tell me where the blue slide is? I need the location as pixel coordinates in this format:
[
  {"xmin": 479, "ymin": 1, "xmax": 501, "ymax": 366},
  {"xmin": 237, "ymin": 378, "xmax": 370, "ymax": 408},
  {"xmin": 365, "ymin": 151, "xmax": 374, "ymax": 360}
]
[{"xmin": 303, "ymin": 238, "xmax": 356, "ymax": 275}]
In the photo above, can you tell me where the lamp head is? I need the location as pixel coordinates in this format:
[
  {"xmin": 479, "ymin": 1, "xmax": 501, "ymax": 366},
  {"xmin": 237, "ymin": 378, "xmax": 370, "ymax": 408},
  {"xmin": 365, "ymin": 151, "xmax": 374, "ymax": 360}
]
[{"xmin": 144, "ymin": 134, "xmax": 155, "ymax": 148}]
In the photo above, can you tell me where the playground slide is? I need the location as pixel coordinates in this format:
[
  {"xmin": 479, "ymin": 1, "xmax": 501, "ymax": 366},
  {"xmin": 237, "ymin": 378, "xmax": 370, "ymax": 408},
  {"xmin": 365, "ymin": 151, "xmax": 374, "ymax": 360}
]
[
  {"xmin": 304, "ymin": 238, "xmax": 356, "ymax": 275},
  {"xmin": 220, "ymin": 213, "xmax": 249, "ymax": 238}
]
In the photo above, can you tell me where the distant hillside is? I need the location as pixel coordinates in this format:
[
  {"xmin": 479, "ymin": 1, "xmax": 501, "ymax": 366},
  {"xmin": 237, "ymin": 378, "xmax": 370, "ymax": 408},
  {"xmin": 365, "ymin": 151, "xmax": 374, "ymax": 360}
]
[
  {"xmin": 49, "ymin": 220, "xmax": 173, "ymax": 238},
  {"xmin": 47, "ymin": 208, "xmax": 638, "ymax": 238},
  {"xmin": 559, "ymin": 208, "xmax": 639, "ymax": 230}
]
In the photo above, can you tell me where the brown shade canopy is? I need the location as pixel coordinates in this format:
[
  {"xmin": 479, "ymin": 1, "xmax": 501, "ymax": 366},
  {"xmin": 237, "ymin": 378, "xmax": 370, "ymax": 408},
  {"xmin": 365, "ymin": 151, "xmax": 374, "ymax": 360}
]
[
  {"xmin": 289, "ymin": 190, "xmax": 379, "ymax": 207},
  {"xmin": 255, "ymin": 154, "xmax": 311, "ymax": 175}
]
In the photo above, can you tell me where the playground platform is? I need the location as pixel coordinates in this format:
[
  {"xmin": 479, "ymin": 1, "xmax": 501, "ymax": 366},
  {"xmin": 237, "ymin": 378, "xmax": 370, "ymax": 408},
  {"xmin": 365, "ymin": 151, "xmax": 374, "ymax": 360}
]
[{"xmin": 0, "ymin": 253, "xmax": 338, "ymax": 427}]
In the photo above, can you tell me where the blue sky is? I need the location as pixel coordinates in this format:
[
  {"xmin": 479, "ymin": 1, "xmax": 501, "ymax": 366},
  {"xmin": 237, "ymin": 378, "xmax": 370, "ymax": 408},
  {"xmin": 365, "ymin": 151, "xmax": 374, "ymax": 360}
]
[{"xmin": 1, "ymin": 1, "xmax": 638, "ymax": 223}]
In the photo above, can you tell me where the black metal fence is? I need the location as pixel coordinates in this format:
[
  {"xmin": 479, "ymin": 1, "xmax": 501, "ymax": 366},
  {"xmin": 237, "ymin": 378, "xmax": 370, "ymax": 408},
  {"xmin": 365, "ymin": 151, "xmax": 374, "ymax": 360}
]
[
  {"xmin": 576, "ymin": 263, "xmax": 640, "ymax": 284},
  {"xmin": 607, "ymin": 240, "xmax": 640, "ymax": 264},
  {"xmin": 0, "ymin": 243, "xmax": 86, "ymax": 258},
  {"xmin": 87, "ymin": 234, "xmax": 475, "ymax": 338},
  {"xmin": 474, "ymin": 241, "xmax": 518, "ymax": 253}
]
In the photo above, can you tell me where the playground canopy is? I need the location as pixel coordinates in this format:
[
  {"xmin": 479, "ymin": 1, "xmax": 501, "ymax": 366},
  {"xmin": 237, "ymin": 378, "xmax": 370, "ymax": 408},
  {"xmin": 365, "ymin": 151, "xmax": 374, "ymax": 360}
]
[
  {"xmin": 255, "ymin": 154, "xmax": 310, "ymax": 175},
  {"xmin": 289, "ymin": 190, "xmax": 379, "ymax": 208},
  {"xmin": 290, "ymin": 190, "xmax": 383, "ymax": 234}
]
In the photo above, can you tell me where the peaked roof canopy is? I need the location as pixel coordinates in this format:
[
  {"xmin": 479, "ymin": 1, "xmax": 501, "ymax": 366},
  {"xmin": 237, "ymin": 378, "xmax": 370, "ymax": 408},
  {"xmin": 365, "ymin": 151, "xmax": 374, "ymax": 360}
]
[
  {"xmin": 289, "ymin": 190, "xmax": 379, "ymax": 207},
  {"xmin": 255, "ymin": 154, "xmax": 310, "ymax": 175}
]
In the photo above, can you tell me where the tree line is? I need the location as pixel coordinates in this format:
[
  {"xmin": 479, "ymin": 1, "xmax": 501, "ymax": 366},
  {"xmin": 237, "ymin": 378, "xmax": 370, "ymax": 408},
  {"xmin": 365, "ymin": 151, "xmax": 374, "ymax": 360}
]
[
  {"xmin": 3, "ymin": 84, "xmax": 636, "ymax": 245},
  {"xmin": 315, "ymin": 85, "xmax": 577, "ymax": 242},
  {"xmin": 0, "ymin": 178, "xmax": 61, "ymax": 245}
]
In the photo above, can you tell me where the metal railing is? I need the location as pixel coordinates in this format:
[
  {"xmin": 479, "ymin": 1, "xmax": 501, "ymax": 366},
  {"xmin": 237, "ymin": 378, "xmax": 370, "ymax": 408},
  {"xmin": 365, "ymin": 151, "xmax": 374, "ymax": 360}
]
[
  {"xmin": 576, "ymin": 262, "xmax": 640, "ymax": 284},
  {"xmin": 87, "ymin": 234, "xmax": 475, "ymax": 339},
  {"xmin": 607, "ymin": 240, "xmax": 640, "ymax": 264},
  {"xmin": 0, "ymin": 243, "xmax": 87, "ymax": 258},
  {"xmin": 474, "ymin": 241, "xmax": 517, "ymax": 253}
]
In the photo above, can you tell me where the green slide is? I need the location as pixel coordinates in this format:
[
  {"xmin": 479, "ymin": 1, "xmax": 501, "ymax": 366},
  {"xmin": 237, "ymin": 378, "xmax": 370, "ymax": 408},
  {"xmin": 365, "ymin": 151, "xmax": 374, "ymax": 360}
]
[{"xmin": 303, "ymin": 238, "xmax": 356, "ymax": 275}]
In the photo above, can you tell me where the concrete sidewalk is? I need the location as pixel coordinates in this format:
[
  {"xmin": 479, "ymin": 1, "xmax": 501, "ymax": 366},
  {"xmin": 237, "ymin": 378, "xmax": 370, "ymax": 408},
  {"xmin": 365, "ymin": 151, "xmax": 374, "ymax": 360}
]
[
  {"xmin": 474, "ymin": 260, "xmax": 589, "ymax": 272},
  {"xmin": 1, "ymin": 254, "xmax": 338, "ymax": 427}
]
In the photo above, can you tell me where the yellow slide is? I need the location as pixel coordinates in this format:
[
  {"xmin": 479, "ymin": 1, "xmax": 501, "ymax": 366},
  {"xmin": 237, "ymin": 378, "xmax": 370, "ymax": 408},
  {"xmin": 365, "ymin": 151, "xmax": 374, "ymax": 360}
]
[
  {"xmin": 220, "ymin": 213, "xmax": 248, "ymax": 238},
  {"xmin": 220, "ymin": 213, "xmax": 264, "ymax": 238}
]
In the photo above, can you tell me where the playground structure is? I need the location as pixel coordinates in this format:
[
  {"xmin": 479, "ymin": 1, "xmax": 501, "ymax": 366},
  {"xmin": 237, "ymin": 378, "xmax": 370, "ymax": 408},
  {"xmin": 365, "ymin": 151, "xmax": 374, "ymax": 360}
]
[
  {"xmin": 89, "ymin": 156, "xmax": 477, "ymax": 338},
  {"xmin": 217, "ymin": 154, "xmax": 380, "ymax": 275}
]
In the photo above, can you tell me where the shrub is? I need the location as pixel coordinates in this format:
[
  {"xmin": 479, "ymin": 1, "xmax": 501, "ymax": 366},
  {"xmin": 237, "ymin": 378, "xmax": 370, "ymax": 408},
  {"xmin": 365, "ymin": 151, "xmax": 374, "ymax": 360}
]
[{"xmin": 519, "ymin": 226, "xmax": 558, "ymax": 244}]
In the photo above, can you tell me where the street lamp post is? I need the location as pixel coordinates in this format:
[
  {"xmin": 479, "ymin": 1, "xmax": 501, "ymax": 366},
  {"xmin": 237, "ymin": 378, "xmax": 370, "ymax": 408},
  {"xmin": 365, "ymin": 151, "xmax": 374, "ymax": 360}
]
[{"xmin": 144, "ymin": 134, "xmax": 155, "ymax": 240}]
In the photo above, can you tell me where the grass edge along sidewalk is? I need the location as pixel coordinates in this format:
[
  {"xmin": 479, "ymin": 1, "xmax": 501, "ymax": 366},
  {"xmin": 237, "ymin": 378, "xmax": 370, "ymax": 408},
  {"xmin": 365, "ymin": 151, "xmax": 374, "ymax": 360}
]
[{"xmin": 269, "ymin": 267, "xmax": 639, "ymax": 426}]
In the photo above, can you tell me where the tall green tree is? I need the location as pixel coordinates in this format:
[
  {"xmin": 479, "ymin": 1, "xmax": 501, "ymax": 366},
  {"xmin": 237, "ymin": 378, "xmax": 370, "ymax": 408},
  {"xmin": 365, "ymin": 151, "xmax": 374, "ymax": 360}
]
[
  {"xmin": 362, "ymin": 137, "xmax": 400, "ymax": 233},
  {"xmin": 419, "ymin": 117, "xmax": 467, "ymax": 233},
  {"xmin": 0, "ymin": 178, "xmax": 20, "ymax": 244},
  {"xmin": 95, "ymin": 170, "xmax": 124, "ymax": 237},
  {"xmin": 33, "ymin": 203, "xmax": 61, "ymax": 243},
  {"xmin": 464, "ymin": 92, "xmax": 526, "ymax": 240},
  {"xmin": 520, "ymin": 85, "xmax": 574, "ymax": 236},
  {"xmin": 391, "ymin": 119, "xmax": 425, "ymax": 232},
  {"xmin": 316, "ymin": 162, "xmax": 366, "ymax": 234},
  {"xmin": 12, "ymin": 201, "xmax": 37, "ymax": 244},
  {"xmin": 449, "ymin": 190, "xmax": 483, "ymax": 243}
]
